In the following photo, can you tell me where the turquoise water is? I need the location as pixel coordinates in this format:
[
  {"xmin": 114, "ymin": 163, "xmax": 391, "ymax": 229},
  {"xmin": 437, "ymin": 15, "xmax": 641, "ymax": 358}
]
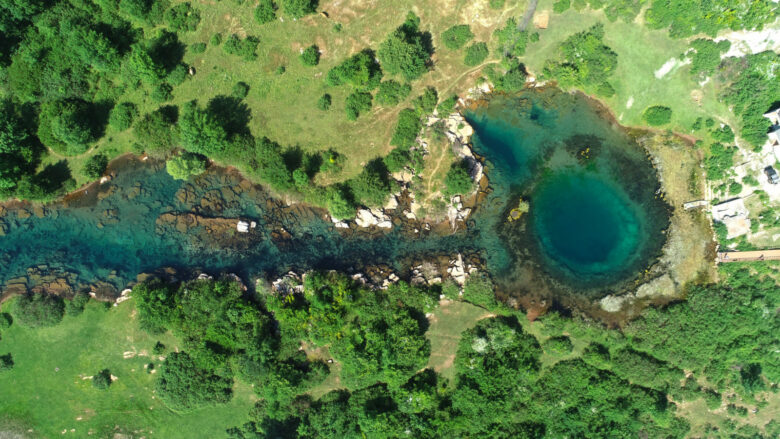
[
  {"xmin": 0, "ymin": 88, "xmax": 669, "ymax": 301},
  {"xmin": 531, "ymin": 173, "xmax": 641, "ymax": 279},
  {"xmin": 464, "ymin": 88, "xmax": 669, "ymax": 293}
]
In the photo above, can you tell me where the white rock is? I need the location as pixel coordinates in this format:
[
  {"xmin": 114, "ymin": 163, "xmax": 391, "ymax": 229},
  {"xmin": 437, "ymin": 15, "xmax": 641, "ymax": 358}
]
[
  {"xmin": 377, "ymin": 220, "xmax": 393, "ymax": 229},
  {"xmin": 384, "ymin": 195, "xmax": 399, "ymax": 210},
  {"xmin": 355, "ymin": 209, "xmax": 379, "ymax": 228}
]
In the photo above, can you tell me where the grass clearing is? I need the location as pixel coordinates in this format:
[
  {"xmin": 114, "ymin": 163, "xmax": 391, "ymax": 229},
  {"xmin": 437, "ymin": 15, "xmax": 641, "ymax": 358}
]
[
  {"xmin": 523, "ymin": 1, "xmax": 735, "ymax": 135},
  {"xmin": 425, "ymin": 299, "xmax": 493, "ymax": 381},
  {"xmin": 0, "ymin": 299, "xmax": 254, "ymax": 438}
]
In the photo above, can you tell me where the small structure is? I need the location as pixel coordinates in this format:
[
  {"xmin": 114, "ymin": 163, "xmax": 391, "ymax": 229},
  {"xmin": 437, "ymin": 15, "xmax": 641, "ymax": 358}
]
[
  {"xmin": 711, "ymin": 198, "xmax": 751, "ymax": 239},
  {"xmin": 763, "ymin": 108, "xmax": 780, "ymax": 126},
  {"xmin": 683, "ymin": 200, "xmax": 708, "ymax": 210},
  {"xmin": 764, "ymin": 165, "xmax": 779, "ymax": 184},
  {"xmin": 768, "ymin": 126, "xmax": 780, "ymax": 146},
  {"xmin": 237, "ymin": 221, "xmax": 250, "ymax": 233}
]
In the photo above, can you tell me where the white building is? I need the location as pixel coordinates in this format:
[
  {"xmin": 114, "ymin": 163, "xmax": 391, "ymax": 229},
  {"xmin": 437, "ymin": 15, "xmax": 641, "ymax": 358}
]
[{"xmin": 764, "ymin": 108, "xmax": 780, "ymax": 126}]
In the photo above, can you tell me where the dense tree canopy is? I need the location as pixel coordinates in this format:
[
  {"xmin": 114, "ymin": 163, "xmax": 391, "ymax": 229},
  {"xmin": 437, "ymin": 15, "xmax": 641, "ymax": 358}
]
[
  {"xmin": 377, "ymin": 13, "xmax": 432, "ymax": 82},
  {"xmin": 166, "ymin": 152, "xmax": 207, "ymax": 180},
  {"xmin": 326, "ymin": 50, "xmax": 383, "ymax": 90},
  {"xmin": 542, "ymin": 24, "xmax": 618, "ymax": 97},
  {"xmin": 441, "ymin": 24, "xmax": 473, "ymax": 50}
]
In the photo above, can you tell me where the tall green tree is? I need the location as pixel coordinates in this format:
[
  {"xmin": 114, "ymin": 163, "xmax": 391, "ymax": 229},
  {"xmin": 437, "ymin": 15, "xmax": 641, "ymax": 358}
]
[{"xmin": 377, "ymin": 13, "xmax": 431, "ymax": 81}]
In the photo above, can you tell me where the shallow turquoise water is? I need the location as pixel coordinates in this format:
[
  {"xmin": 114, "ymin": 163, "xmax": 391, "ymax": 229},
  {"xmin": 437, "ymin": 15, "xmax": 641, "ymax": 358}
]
[{"xmin": 0, "ymin": 88, "xmax": 669, "ymax": 300}]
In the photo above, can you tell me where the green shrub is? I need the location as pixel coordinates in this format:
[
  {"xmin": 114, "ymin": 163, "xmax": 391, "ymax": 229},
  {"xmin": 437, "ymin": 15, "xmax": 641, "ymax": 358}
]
[
  {"xmin": 489, "ymin": 0, "xmax": 505, "ymax": 8},
  {"xmin": 325, "ymin": 186, "xmax": 355, "ymax": 219},
  {"xmin": 582, "ymin": 342, "xmax": 611, "ymax": 369},
  {"xmin": 464, "ymin": 42, "xmax": 489, "ymax": 66},
  {"xmin": 411, "ymin": 87, "xmax": 438, "ymax": 116},
  {"xmin": 255, "ymin": 0, "xmax": 277, "ymax": 24},
  {"xmin": 178, "ymin": 100, "xmax": 228, "ymax": 156},
  {"xmin": 92, "ymin": 369, "xmax": 112, "ymax": 390},
  {"xmin": 281, "ymin": 0, "xmax": 317, "ymax": 19},
  {"xmin": 375, "ymin": 80, "xmax": 412, "ymax": 106},
  {"xmin": 167, "ymin": 64, "xmax": 189, "ymax": 85},
  {"xmin": 349, "ymin": 161, "xmax": 392, "ymax": 206},
  {"xmin": 83, "ymin": 154, "xmax": 109, "ymax": 180},
  {"xmin": 704, "ymin": 389, "xmax": 722, "ymax": 409},
  {"xmin": 742, "ymin": 175, "xmax": 759, "ymax": 187},
  {"xmin": 710, "ymin": 124, "xmax": 735, "ymax": 142},
  {"xmin": 390, "ymin": 109, "xmax": 421, "ymax": 149},
  {"xmin": 441, "ymin": 25, "xmax": 474, "ymax": 50},
  {"xmin": 530, "ymin": 32, "xmax": 540, "ymax": 42},
  {"xmin": 134, "ymin": 106, "xmax": 179, "ymax": 158},
  {"xmin": 13, "ymin": 293, "xmax": 65, "ymax": 328},
  {"xmin": 151, "ymin": 83, "xmax": 173, "ymax": 102},
  {"xmin": 544, "ymin": 336, "xmax": 574, "ymax": 356},
  {"xmin": 493, "ymin": 18, "xmax": 528, "ymax": 58},
  {"xmin": 0, "ymin": 353, "xmax": 13, "ymax": 371},
  {"xmin": 643, "ymin": 105, "xmax": 672, "ymax": 126},
  {"xmin": 165, "ymin": 2, "xmax": 200, "ymax": 32},
  {"xmin": 704, "ymin": 143, "xmax": 736, "ymax": 181},
  {"xmin": 383, "ymin": 148, "xmax": 411, "ymax": 173},
  {"xmin": 166, "ymin": 152, "xmax": 208, "ymax": 180},
  {"xmin": 689, "ymin": 39, "xmax": 730, "ymax": 76},
  {"xmin": 210, "ymin": 33, "xmax": 222, "ymax": 46},
  {"xmin": 190, "ymin": 42, "xmax": 206, "ymax": 54},
  {"xmin": 344, "ymin": 91, "xmax": 373, "ymax": 121},
  {"xmin": 494, "ymin": 65, "xmax": 528, "ymax": 92},
  {"xmin": 542, "ymin": 24, "xmax": 616, "ymax": 93},
  {"xmin": 157, "ymin": 351, "xmax": 233, "ymax": 411},
  {"xmin": 38, "ymin": 99, "xmax": 97, "ymax": 155},
  {"xmin": 444, "ymin": 160, "xmax": 474, "ymax": 196},
  {"xmin": 223, "ymin": 34, "xmax": 259, "ymax": 61},
  {"xmin": 326, "ymin": 50, "xmax": 382, "ymax": 89},
  {"xmin": 300, "ymin": 45, "xmax": 320, "ymax": 66},
  {"xmin": 728, "ymin": 181, "xmax": 743, "ymax": 195},
  {"xmin": 436, "ymin": 95, "xmax": 458, "ymax": 116},
  {"xmin": 553, "ymin": 0, "xmax": 571, "ymax": 13},
  {"xmin": 109, "ymin": 102, "xmax": 138, "ymax": 131},
  {"xmin": 0, "ymin": 313, "xmax": 12, "ymax": 329},
  {"xmin": 232, "ymin": 82, "xmax": 250, "ymax": 99},
  {"xmin": 317, "ymin": 94, "xmax": 331, "ymax": 110},
  {"xmin": 377, "ymin": 12, "xmax": 431, "ymax": 81},
  {"xmin": 462, "ymin": 274, "xmax": 497, "ymax": 308},
  {"xmin": 153, "ymin": 341, "xmax": 166, "ymax": 355}
]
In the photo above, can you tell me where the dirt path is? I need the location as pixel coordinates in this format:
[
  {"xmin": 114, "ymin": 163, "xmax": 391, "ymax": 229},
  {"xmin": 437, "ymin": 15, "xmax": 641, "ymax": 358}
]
[
  {"xmin": 438, "ymin": 60, "xmax": 500, "ymax": 98},
  {"xmin": 45, "ymin": 145, "xmax": 98, "ymax": 161},
  {"xmin": 519, "ymin": 0, "xmax": 540, "ymax": 31},
  {"xmin": 423, "ymin": 143, "xmax": 448, "ymax": 200}
]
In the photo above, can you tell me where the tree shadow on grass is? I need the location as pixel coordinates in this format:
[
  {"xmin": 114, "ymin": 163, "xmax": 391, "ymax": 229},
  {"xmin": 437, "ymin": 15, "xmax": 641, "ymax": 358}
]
[{"xmin": 207, "ymin": 95, "xmax": 251, "ymax": 137}]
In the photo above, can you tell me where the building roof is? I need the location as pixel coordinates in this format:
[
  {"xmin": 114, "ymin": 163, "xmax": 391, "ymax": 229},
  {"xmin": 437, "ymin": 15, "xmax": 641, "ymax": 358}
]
[
  {"xmin": 769, "ymin": 126, "xmax": 780, "ymax": 145},
  {"xmin": 764, "ymin": 108, "xmax": 780, "ymax": 125}
]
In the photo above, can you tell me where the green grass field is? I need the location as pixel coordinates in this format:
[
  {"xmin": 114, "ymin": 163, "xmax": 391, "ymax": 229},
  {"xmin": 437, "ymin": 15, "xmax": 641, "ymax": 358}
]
[
  {"xmin": 0, "ymin": 299, "xmax": 255, "ymax": 438},
  {"xmin": 47, "ymin": 0, "xmax": 527, "ymax": 187},
  {"xmin": 523, "ymin": 0, "xmax": 736, "ymax": 135}
]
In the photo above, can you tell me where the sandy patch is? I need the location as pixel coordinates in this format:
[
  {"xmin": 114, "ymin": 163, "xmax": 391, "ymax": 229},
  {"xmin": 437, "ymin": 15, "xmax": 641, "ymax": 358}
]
[
  {"xmin": 626, "ymin": 96, "xmax": 634, "ymax": 109},
  {"xmin": 534, "ymin": 10, "xmax": 549, "ymax": 29},
  {"xmin": 654, "ymin": 57, "xmax": 691, "ymax": 78},
  {"xmin": 717, "ymin": 25, "xmax": 780, "ymax": 58}
]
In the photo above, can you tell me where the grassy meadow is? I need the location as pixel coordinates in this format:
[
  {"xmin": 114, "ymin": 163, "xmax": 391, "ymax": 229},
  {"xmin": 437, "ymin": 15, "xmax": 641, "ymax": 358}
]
[{"xmin": 0, "ymin": 299, "xmax": 256, "ymax": 438}]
